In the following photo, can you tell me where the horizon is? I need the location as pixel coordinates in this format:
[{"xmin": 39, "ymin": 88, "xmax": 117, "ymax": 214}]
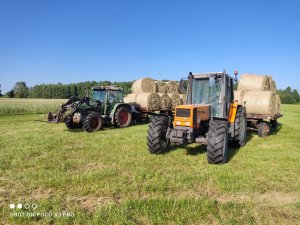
[{"xmin": 1, "ymin": 0, "xmax": 300, "ymax": 93}]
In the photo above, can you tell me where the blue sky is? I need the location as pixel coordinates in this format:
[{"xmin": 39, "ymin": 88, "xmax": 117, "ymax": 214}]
[{"xmin": 0, "ymin": 0, "xmax": 299, "ymax": 93}]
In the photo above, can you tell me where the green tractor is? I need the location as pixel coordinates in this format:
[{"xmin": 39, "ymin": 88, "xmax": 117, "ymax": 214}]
[{"xmin": 48, "ymin": 86, "xmax": 132, "ymax": 132}]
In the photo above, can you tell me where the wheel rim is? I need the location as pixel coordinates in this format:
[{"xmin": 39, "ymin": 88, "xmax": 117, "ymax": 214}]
[
  {"xmin": 118, "ymin": 111, "xmax": 128, "ymax": 124},
  {"xmin": 90, "ymin": 117, "xmax": 100, "ymax": 129}
]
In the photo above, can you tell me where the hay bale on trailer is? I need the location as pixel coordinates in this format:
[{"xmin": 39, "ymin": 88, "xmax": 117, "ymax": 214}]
[
  {"xmin": 133, "ymin": 92, "xmax": 161, "ymax": 111},
  {"xmin": 158, "ymin": 93, "xmax": 172, "ymax": 110},
  {"xmin": 275, "ymin": 94, "xmax": 281, "ymax": 115},
  {"xmin": 180, "ymin": 94, "xmax": 186, "ymax": 104},
  {"xmin": 167, "ymin": 81, "xmax": 179, "ymax": 93},
  {"xmin": 234, "ymin": 90, "xmax": 247, "ymax": 105},
  {"xmin": 168, "ymin": 93, "xmax": 182, "ymax": 109},
  {"xmin": 131, "ymin": 78, "xmax": 155, "ymax": 93},
  {"xmin": 243, "ymin": 91, "xmax": 276, "ymax": 116},
  {"xmin": 124, "ymin": 93, "xmax": 139, "ymax": 103},
  {"xmin": 156, "ymin": 81, "xmax": 169, "ymax": 93},
  {"xmin": 237, "ymin": 74, "xmax": 272, "ymax": 91}
]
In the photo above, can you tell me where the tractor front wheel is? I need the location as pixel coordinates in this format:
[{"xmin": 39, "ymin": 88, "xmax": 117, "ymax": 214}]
[
  {"xmin": 231, "ymin": 106, "xmax": 247, "ymax": 147},
  {"xmin": 114, "ymin": 106, "xmax": 132, "ymax": 128},
  {"xmin": 83, "ymin": 113, "xmax": 103, "ymax": 132},
  {"xmin": 65, "ymin": 115, "xmax": 75, "ymax": 129},
  {"xmin": 147, "ymin": 116, "xmax": 170, "ymax": 154},
  {"xmin": 207, "ymin": 120, "xmax": 229, "ymax": 164}
]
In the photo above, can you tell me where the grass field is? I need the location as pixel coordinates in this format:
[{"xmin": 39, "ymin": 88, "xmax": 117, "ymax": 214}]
[{"xmin": 0, "ymin": 99, "xmax": 299, "ymax": 224}]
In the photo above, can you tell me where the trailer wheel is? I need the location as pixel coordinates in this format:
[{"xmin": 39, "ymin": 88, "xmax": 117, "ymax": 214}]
[
  {"xmin": 207, "ymin": 120, "xmax": 229, "ymax": 164},
  {"xmin": 258, "ymin": 122, "xmax": 270, "ymax": 137},
  {"xmin": 232, "ymin": 106, "xmax": 247, "ymax": 147},
  {"xmin": 83, "ymin": 113, "xmax": 103, "ymax": 132},
  {"xmin": 147, "ymin": 116, "xmax": 170, "ymax": 154},
  {"xmin": 114, "ymin": 106, "xmax": 132, "ymax": 128},
  {"xmin": 65, "ymin": 115, "xmax": 76, "ymax": 129}
]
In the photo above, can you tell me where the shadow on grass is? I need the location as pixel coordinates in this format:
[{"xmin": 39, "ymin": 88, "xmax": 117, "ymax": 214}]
[{"xmin": 271, "ymin": 123, "xmax": 282, "ymax": 135}]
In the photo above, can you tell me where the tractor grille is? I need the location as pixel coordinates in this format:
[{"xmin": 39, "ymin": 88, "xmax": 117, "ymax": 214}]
[
  {"xmin": 193, "ymin": 108, "xmax": 197, "ymax": 125},
  {"xmin": 176, "ymin": 108, "xmax": 190, "ymax": 118}
]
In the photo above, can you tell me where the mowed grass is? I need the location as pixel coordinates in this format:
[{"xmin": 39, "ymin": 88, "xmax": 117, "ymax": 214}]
[
  {"xmin": 0, "ymin": 99, "xmax": 299, "ymax": 224},
  {"xmin": 0, "ymin": 98, "xmax": 67, "ymax": 116}
]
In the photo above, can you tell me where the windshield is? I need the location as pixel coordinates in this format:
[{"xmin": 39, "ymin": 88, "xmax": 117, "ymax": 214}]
[
  {"xmin": 190, "ymin": 78, "xmax": 222, "ymax": 117},
  {"xmin": 92, "ymin": 90, "xmax": 106, "ymax": 102}
]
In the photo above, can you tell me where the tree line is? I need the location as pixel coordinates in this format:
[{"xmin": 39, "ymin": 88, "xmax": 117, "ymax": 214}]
[
  {"xmin": 1, "ymin": 81, "xmax": 299, "ymax": 104},
  {"xmin": 1, "ymin": 81, "xmax": 133, "ymax": 99}
]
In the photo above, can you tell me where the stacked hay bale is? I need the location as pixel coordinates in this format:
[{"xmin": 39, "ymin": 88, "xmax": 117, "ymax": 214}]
[
  {"xmin": 234, "ymin": 74, "xmax": 281, "ymax": 117},
  {"xmin": 124, "ymin": 78, "xmax": 185, "ymax": 111}
]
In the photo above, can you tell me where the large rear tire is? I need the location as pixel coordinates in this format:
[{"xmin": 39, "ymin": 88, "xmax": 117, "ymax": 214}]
[
  {"xmin": 207, "ymin": 120, "xmax": 229, "ymax": 164},
  {"xmin": 232, "ymin": 106, "xmax": 247, "ymax": 147},
  {"xmin": 83, "ymin": 113, "xmax": 103, "ymax": 132},
  {"xmin": 147, "ymin": 116, "xmax": 170, "ymax": 154},
  {"xmin": 114, "ymin": 106, "xmax": 132, "ymax": 128}
]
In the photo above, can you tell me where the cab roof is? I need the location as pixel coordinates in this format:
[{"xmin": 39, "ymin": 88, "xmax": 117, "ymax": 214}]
[{"xmin": 92, "ymin": 86, "xmax": 123, "ymax": 91}]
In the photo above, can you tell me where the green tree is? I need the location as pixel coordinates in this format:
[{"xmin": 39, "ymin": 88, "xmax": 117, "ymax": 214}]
[
  {"xmin": 5, "ymin": 89, "xmax": 15, "ymax": 98},
  {"xmin": 13, "ymin": 81, "xmax": 29, "ymax": 98}
]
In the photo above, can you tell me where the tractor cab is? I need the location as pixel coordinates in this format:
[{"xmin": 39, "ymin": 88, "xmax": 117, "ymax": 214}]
[{"xmin": 92, "ymin": 86, "xmax": 124, "ymax": 115}]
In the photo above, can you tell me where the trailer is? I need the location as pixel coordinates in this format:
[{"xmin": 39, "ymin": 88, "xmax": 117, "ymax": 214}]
[{"xmin": 246, "ymin": 113, "xmax": 283, "ymax": 137}]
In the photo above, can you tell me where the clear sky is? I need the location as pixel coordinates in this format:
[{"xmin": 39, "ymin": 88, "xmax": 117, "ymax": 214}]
[{"xmin": 0, "ymin": 0, "xmax": 299, "ymax": 93}]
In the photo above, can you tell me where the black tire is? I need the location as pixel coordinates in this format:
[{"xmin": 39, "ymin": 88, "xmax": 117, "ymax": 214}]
[
  {"xmin": 83, "ymin": 113, "xmax": 103, "ymax": 132},
  {"xmin": 270, "ymin": 119, "xmax": 278, "ymax": 129},
  {"xmin": 147, "ymin": 116, "xmax": 170, "ymax": 154},
  {"xmin": 207, "ymin": 120, "xmax": 229, "ymax": 164},
  {"xmin": 258, "ymin": 122, "xmax": 270, "ymax": 137},
  {"xmin": 232, "ymin": 106, "xmax": 247, "ymax": 147},
  {"xmin": 65, "ymin": 115, "xmax": 76, "ymax": 129},
  {"xmin": 114, "ymin": 106, "xmax": 132, "ymax": 128}
]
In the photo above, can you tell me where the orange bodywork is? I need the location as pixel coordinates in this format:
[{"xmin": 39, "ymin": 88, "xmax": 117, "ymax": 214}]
[
  {"xmin": 174, "ymin": 104, "xmax": 210, "ymax": 128},
  {"xmin": 228, "ymin": 102, "xmax": 238, "ymax": 123}
]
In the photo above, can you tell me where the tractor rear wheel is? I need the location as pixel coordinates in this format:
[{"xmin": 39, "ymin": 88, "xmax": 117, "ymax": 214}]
[
  {"xmin": 207, "ymin": 120, "xmax": 229, "ymax": 164},
  {"xmin": 114, "ymin": 106, "xmax": 132, "ymax": 128},
  {"xmin": 83, "ymin": 113, "xmax": 103, "ymax": 132},
  {"xmin": 147, "ymin": 116, "xmax": 170, "ymax": 154},
  {"xmin": 258, "ymin": 122, "xmax": 270, "ymax": 137},
  {"xmin": 231, "ymin": 106, "xmax": 247, "ymax": 147}
]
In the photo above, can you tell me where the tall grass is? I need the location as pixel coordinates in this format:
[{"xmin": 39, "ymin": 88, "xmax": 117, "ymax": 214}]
[{"xmin": 0, "ymin": 98, "xmax": 67, "ymax": 116}]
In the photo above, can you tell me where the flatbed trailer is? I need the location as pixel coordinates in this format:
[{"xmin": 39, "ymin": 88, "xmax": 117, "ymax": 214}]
[{"xmin": 246, "ymin": 113, "xmax": 283, "ymax": 137}]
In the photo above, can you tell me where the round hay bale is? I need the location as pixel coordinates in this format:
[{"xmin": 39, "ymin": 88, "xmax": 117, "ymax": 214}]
[
  {"xmin": 167, "ymin": 81, "xmax": 179, "ymax": 93},
  {"xmin": 131, "ymin": 78, "xmax": 155, "ymax": 93},
  {"xmin": 269, "ymin": 78, "xmax": 277, "ymax": 91},
  {"xmin": 179, "ymin": 94, "xmax": 186, "ymax": 104},
  {"xmin": 124, "ymin": 93, "xmax": 139, "ymax": 103},
  {"xmin": 243, "ymin": 91, "xmax": 276, "ymax": 116},
  {"xmin": 237, "ymin": 74, "xmax": 272, "ymax": 91},
  {"xmin": 135, "ymin": 92, "xmax": 161, "ymax": 111},
  {"xmin": 275, "ymin": 94, "xmax": 281, "ymax": 115},
  {"xmin": 158, "ymin": 93, "xmax": 172, "ymax": 110},
  {"xmin": 156, "ymin": 81, "xmax": 169, "ymax": 93},
  {"xmin": 168, "ymin": 93, "xmax": 181, "ymax": 109},
  {"xmin": 234, "ymin": 90, "xmax": 247, "ymax": 104}
]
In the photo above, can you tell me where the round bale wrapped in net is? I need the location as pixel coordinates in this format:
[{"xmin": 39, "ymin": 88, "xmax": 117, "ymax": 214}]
[
  {"xmin": 243, "ymin": 91, "xmax": 276, "ymax": 116},
  {"xmin": 158, "ymin": 93, "xmax": 172, "ymax": 110},
  {"xmin": 168, "ymin": 93, "xmax": 182, "ymax": 109},
  {"xmin": 131, "ymin": 78, "xmax": 155, "ymax": 93},
  {"xmin": 234, "ymin": 90, "xmax": 247, "ymax": 104},
  {"xmin": 134, "ymin": 92, "xmax": 161, "ymax": 111},
  {"xmin": 237, "ymin": 74, "xmax": 272, "ymax": 91},
  {"xmin": 156, "ymin": 81, "xmax": 169, "ymax": 93},
  {"xmin": 167, "ymin": 81, "xmax": 179, "ymax": 93}
]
